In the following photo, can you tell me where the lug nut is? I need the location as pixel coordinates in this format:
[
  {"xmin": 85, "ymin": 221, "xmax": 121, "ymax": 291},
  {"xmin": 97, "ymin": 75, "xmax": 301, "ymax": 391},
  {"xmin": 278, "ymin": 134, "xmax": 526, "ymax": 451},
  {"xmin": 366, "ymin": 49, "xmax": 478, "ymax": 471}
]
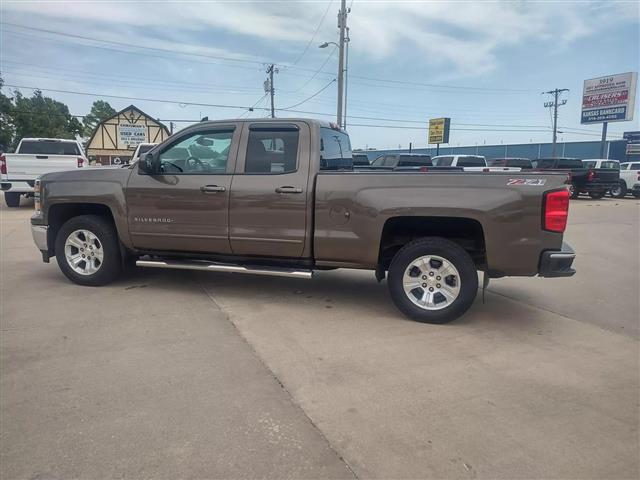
[
  {"xmin": 422, "ymin": 283, "xmax": 427, "ymax": 288},
  {"xmin": 80, "ymin": 248, "xmax": 84, "ymax": 252},
  {"xmin": 81, "ymin": 254, "xmax": 85, "ymax": 258},
  {"xmin": 436, "ymin": 276, "xmax": 441, "ymax": 280},
  {"xmin": 429, "ymin": 272, "xmax": 434, "ymax": 276},
  {"xmin": 421, "ymin": 275, "xmax": 427, "ymax": 280},
  {"xmin": 436, "ymin": 284, "xmax": 441, "ymax": 288},
  {"xmin": 429, "ymin": 287, "xmax": 434, "ymax": 292}
]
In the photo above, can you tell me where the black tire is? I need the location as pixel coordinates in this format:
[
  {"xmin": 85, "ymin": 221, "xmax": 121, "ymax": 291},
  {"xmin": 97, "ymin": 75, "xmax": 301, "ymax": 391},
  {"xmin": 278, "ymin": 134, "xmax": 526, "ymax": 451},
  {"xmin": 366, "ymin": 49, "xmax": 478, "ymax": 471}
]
[
  {"xmin": 589, "ymin": 190, "xmax": 605, "ymax": 199},
  {"xmin": 4, "ymin": 192, "xmax": 21, "ymax": 208},
  {"xmin": 55, "ymin": 215, "xmax": 121, "ymax": 286},
  {"xmin": 387, "ymin": 237, "xmax": 478, "ymax": 324},
  {"xmin": 610, "ymin": 181, "xmax": 627, "ymax": 199},
  {"xmin": 634, "ymin": 191, "xmax": 640, "ymax": 199},
  {"xmin": 568, "ymin": 184, "xmax": 580, "ymax": 199}
]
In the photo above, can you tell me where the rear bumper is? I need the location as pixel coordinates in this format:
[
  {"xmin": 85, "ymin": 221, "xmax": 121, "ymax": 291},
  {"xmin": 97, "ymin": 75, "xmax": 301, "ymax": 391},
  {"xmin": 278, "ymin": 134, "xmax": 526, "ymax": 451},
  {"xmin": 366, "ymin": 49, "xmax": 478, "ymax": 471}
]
[
  {"xmin": 1, "ymin": 180, "xmax": 34, "ymax": 193},
  {"xmin": 580, "ymin": 182, "xmax": 618, "ymax": 193},
  {"xmin": 538, "ymin": 242, "xmax": 576, "ymax": 277}
]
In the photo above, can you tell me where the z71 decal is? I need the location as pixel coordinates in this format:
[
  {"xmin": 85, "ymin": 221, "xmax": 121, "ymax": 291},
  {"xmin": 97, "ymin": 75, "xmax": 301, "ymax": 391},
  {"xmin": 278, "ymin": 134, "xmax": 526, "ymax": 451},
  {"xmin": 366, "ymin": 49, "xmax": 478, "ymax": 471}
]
[{"xmin": 507, "ymin": 178, "xmax": 547, "ymax": 186}]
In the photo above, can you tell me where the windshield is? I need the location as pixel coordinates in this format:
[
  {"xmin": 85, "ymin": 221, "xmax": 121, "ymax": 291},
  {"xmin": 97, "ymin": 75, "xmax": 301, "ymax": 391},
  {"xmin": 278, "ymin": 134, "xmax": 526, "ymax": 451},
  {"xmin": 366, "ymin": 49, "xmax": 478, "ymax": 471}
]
[
  {"xmin": 557, "ymin": 159, "xmax": 583, "ymax": 169},
  {"xmin": 398, "ymin": 155, "xmax": 431, "ymax": 166},
  {"xmin": 18, "ymin": 140, "xmax": 81, "ymax": 156},
  {"xmin": 599, "ymin": 161, "xmax": 619, "ymax": 169},
  {"xmin": 457, "ymin": 156, "xmax": 486, "ymax": 167}
]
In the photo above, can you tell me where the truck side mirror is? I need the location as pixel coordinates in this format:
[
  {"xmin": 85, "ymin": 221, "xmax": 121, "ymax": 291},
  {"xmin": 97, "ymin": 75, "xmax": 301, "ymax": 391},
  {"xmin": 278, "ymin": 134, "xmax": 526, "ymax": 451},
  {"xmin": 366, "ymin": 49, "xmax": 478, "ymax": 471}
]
[{"xmin": 138, "ymin": 152, "xmax": 159, "ymax": 175}]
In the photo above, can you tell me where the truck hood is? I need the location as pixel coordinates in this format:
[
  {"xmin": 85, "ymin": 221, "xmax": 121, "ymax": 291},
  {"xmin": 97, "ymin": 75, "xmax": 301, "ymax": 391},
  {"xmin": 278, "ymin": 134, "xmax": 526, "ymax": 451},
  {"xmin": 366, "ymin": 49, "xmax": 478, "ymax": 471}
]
[{"xmin": 41, "ymin": 165, "xmax": 133, "ymax": 184}]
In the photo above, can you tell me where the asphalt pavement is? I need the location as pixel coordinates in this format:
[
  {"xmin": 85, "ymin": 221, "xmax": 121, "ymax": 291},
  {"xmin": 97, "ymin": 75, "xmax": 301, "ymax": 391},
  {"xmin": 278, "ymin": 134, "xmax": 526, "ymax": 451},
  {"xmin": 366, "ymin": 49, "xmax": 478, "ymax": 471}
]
[{"xmin": 1, "ymin": 195, "xmax": 638, "ymax": 479}]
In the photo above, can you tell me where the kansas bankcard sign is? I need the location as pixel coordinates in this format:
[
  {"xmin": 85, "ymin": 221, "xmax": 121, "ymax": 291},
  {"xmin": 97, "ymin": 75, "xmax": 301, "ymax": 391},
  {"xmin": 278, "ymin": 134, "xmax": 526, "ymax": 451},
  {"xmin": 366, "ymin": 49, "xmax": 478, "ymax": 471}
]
[{"xmin": 581, "ymin": 72, "xmax": 637, "ymax": 124}]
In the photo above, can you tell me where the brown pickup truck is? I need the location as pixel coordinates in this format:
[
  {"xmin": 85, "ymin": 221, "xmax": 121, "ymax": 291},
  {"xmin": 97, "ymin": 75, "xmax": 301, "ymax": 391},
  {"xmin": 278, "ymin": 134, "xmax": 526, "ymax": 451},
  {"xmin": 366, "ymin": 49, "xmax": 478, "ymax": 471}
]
[{"xmin": 30, "ymin": 118, "xmax": 575, "ymax": 324}]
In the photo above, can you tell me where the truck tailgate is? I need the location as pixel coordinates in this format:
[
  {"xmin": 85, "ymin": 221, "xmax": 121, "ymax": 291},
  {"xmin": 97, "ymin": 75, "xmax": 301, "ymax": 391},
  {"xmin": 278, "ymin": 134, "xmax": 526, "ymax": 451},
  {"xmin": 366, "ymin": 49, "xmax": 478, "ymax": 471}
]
[{"xmin": 5, "ymin": 154, "xmax": 80, "ymax": 180}]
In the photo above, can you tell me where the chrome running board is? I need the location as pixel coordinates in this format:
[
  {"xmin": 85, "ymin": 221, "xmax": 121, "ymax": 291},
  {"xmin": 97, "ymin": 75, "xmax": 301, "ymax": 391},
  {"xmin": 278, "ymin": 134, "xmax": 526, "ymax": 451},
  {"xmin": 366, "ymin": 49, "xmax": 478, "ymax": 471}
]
[{"xmin": 136, "ymin": 259, "xmax": 313, "ymax": 279}]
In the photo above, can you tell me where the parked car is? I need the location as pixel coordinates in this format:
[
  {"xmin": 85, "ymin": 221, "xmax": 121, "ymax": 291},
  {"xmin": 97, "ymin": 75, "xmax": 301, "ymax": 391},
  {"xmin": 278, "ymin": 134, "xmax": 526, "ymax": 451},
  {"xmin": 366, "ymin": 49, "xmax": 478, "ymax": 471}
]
[
  {"xmin": 614, "ymin": 161, "xmax": 640, "ymax": 198},
  {"xmin": 371, "ymin": 153, "xmax": 431, "ymax": 168},
  {"xmin": 489, "ymin": 158, "xmax": 533, "ymax": 169},
  {"xmin": 1, "ymin": 138, "xmax": 87, "ymax": 207},
  {"xmin": 131, "ymin": 143, "xmax": 158, "ymax": 163},
  {"xmin": 31, "ymin": 118, "xmax": 575, "ymax": 324},
  {"xmin": 532, "ymin": 157, "xmax": 619, "ymax": 199},
  {"xmin": 431, "ymin": 155, "xmax": 487, "ymax": 170},
  {"xmin": 351, "ymin": 152, "xmax": 370, "ymax": 166}
]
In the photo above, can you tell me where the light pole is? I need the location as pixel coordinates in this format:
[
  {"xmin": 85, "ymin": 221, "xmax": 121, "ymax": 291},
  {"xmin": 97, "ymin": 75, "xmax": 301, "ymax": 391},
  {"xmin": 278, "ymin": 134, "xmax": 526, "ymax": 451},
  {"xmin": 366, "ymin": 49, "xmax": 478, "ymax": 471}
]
[
  {"xmin": 319, "ymin": 0, "xmax": 348, "ymax": 128},
  {"xmin": 319, "ymin": 38, "xmax": 349, "ymax": 129}
]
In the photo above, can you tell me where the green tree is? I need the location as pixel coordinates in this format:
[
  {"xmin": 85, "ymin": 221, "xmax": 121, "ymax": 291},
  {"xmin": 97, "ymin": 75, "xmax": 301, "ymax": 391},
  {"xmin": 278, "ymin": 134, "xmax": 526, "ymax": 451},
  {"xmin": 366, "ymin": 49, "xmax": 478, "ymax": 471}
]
[
  {"xmin": 82, "ymin": 100, "xmax": 116, "ymax": 137},
  {"xmin": 11, "ymin": 89, "xmax": 82, "ymax": 148},
  {"xmin": 0, "ymin": 77, "xmax": 15, "ymax": 151}
]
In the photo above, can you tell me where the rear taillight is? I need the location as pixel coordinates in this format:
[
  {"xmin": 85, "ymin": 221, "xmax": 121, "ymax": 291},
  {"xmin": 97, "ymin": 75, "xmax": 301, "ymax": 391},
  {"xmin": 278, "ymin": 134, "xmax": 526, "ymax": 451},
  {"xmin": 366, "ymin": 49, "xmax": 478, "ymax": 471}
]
[
  {"xmin": 34, "ymin": 178, "xmax": 42, "ymax": 212},
  {"xmin": 586, "ymin": 169, "xmax": 595, "ymax": 182},
  {"xmin": 0, "ymin": 154, "xmax": 6, "ymax": 175},
  {"xmin": 77, "ymin": 157, "xmax": 84, "ymax": 168},
  {"xmin": 419, "ymin": 166, "xmax": 429, "ymax": 172},
  {"xmin": 543, "ymin": 189, "xmax": 570, "ymax": 233}
]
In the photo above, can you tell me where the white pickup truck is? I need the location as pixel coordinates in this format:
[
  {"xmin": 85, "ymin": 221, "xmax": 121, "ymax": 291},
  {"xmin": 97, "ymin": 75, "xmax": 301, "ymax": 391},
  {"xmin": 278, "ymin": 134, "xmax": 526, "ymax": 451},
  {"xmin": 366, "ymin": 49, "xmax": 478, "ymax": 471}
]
[
  {"xmin": 614, "ymin": 161, "xmax": 640, "ymax": 198},
  {"xmin": 1, "ymin": 138, "xmax": 87, "ymax": 207}
]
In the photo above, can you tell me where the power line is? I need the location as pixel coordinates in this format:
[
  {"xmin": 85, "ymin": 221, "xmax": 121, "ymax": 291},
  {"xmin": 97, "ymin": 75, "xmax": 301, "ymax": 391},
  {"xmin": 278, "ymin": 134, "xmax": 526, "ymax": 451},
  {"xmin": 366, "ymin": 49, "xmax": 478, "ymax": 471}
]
[
  {"xmin": 282, "ymin": 78, "xmax": 336, "ymax": 109},
  {"xmin": 291, "ymin": 0, "xmax": 334, "ymax": 65},
  {"xmin": 3, "ymin": 83, "xmax": 624, "ymax": 139}
]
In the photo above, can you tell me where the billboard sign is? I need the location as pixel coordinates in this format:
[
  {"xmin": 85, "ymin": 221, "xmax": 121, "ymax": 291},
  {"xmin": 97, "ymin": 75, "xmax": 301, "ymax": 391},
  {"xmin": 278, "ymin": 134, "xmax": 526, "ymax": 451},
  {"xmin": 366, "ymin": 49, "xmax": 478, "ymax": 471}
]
[
  {"xmin": 581, "ymin": 72, "xmax": 637, "ymax": 124},
  {"xmin": 428, "ymin": 117, "xmax": 450, "ymax": 144}
]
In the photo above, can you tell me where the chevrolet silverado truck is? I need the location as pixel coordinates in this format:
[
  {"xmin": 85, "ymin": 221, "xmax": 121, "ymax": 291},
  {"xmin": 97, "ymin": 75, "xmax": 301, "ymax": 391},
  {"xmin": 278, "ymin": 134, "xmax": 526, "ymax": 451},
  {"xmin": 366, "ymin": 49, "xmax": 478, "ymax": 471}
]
[
  {"xmin": 30, "ymin": 119, "xmax": 575, "ymax": 324},
  {"xmin": 1, "ymin": 138, "xmax": 87, "ymax": 207}
]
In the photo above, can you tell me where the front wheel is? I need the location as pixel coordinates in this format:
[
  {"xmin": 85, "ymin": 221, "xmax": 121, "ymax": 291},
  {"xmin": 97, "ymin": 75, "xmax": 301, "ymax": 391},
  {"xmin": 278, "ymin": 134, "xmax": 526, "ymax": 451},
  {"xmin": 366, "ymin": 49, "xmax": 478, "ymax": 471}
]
[
  {"xmin": 589, "ymin": 190, "xmax": 605, "ymax": 199},
  {"xmin": 610, "ymin": 181, "xmax": 627, "ymax": 199},
  {"xmin": 4, "ymin": 192, "xmax": 21, "ymax": 208},
  {"xmin": 55, "ymin": 215, "xmax": 122, "ymax": 286},
  {"xmin": 387, "ymin": 237, "xmax": 478, "ymax": 324}
]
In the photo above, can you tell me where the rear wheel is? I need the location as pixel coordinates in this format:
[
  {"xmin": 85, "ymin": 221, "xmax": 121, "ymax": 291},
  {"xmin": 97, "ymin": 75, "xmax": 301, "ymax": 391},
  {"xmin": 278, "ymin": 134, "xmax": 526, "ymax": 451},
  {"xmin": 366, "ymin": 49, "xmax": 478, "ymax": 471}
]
[
  {"xmin": 4, "ymin": 192, "xmax": 21, "ymax": 208},
  {"xmin": 589, "ymin": 190, "xmax": 605, "ymax": 199},
  {"xmin": 387, "ymin": 237, "xmax": 478, "ymax": 324},
  {"xmin": 55, "ymin": 215, "xmax": 121, "ymax": 286},
  {"xmin": 610, "ymin": 181, "xmax": 627, "ymax": 198},
  {"xmin": 568, "ymin": 184, "xmax": 579, "ymax": 199}
]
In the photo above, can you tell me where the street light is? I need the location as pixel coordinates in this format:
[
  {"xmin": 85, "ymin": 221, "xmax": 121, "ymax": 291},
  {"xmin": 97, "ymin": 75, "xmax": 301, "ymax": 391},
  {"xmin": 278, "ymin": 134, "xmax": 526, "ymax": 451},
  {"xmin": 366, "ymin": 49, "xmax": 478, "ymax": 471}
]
[{"xmin": 319, "ymin": 35, "xmax": 349, "ymax": 129}]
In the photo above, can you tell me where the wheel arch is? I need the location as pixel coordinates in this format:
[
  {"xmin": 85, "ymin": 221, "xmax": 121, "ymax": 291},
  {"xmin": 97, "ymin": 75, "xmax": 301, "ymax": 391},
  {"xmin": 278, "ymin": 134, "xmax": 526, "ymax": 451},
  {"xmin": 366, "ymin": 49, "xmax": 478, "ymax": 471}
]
[
  {"xmin": 46, "ymin": 203, "xmax": 120, "ymax": 256},
  {"xmin": 378, "ymin": 216, "xmax": 486, "ymax": 272}
]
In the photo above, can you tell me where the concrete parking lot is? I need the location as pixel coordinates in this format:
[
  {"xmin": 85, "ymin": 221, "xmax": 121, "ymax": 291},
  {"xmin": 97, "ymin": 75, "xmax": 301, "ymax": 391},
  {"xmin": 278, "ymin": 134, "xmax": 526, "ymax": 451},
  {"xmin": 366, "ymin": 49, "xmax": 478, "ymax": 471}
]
[{"xmin": 1, "ymin": 195, "xmax": 638, "ymax": 479}]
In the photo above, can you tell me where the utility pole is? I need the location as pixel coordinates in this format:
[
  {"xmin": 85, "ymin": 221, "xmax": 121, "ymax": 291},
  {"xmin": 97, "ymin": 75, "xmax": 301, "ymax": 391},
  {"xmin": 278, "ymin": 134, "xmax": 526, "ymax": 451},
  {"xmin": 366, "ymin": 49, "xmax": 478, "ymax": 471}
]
[
  {"xmin": 170, "ymin": 121, "xmax": 174, "ymax": 135},
  {"xmin": 265, "ymin": 64, "xmax": 278, "ymax": 118},
  {"xmin": 600, "ymin": 121, "xmax": 608, "ymax": 158},
  {"xmin": 343, "ymin": 26, "xmax": 350, "ymax": 129},
  {"xmin": 544, "ymin": 88, "xmax": 569, "ymax": 158},
  {"xmin": 336, "ymin": 0, "xmax": 347, "ymax": 128}
]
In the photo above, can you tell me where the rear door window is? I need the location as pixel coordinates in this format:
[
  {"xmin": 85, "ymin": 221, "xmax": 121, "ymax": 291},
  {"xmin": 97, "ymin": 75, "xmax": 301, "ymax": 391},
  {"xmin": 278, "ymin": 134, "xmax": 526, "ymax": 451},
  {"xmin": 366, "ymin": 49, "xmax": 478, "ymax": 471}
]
[
  {"xmin": 18, "ymin": 140, "xmax": 81, "ymax": 155},
  {"xmin": 583, "ymin": 161, "xmax": 596, "ymax": 169},
  {"xmin": 630, "ymin": 163, "xmax": 640, "ymax": 171},
  {"xmin": 599, "ymin": 161, "xmax": 619, "ymax": 169},
  {"xmin": 245, "ymin": 126, "xmax": 299, "ymax": 174},
  {"xmin": 534, "ymin": 159, "xmax": 556, "ymax": 168}
]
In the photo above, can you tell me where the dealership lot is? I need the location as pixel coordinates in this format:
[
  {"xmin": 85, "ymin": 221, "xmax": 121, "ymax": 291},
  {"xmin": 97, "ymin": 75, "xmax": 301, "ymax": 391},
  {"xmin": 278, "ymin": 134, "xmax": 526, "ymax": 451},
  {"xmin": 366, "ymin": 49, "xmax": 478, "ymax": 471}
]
[{"xmin": 1, "ymin": 197, "xmax": 638, "ymax": 478}]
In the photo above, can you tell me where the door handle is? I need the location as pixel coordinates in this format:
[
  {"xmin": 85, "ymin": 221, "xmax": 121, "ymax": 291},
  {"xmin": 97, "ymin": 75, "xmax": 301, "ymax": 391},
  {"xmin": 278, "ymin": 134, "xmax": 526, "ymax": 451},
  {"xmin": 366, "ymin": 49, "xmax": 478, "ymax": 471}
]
[
  {"xmin": 200, "ymin": 185, "xmax": 226, "ymax": 193},
  {"xmin": 275, "ymin": 186, "xmax": 303, "ymax": 194}
]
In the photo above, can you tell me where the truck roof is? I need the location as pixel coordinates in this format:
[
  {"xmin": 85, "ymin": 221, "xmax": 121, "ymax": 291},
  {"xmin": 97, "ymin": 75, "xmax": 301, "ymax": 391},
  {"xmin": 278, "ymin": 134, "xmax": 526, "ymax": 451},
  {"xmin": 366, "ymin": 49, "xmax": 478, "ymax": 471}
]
[
  {"xmin": 195, "ymin": 118, "xmax": 340, "ymax": 130},
  {"xmin": 20, "ymin": 138, "xmax": 79, "ymax": 142}
]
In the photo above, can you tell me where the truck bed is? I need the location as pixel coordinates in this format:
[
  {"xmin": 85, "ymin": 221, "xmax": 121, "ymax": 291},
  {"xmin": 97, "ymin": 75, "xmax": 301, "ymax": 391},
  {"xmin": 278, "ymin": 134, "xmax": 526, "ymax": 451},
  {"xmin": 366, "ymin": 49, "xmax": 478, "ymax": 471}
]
[{"xmin": 313, "ymin": 170, "xmax": 569, "ymax": 276}]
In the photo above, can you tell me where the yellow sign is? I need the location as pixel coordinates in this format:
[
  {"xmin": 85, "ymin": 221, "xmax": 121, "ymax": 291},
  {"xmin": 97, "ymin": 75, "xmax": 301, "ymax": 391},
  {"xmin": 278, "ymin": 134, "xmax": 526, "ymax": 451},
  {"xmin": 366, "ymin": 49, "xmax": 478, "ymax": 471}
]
[{"xmin": 428, "ymin": 117, "xmax": 450, "ymax": 144}]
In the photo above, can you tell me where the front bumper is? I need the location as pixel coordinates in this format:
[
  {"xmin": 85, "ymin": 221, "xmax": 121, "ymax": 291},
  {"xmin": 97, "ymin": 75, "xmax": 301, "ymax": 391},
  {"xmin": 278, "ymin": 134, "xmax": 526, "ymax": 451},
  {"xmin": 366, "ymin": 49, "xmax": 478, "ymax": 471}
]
[
  {"xmin": 538, "ymin": 242, "xmax": 576, "ymax": 277},
  {"xmin": 31, "ymin": 225, "xmax": 48, "ymax": 251}
]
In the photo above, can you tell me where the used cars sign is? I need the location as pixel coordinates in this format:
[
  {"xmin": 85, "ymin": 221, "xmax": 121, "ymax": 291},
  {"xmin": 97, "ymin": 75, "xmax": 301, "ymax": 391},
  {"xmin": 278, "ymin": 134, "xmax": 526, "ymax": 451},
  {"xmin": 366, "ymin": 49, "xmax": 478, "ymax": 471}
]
[{"xmin": 581, "ymin": 72, "xmax": 637, "ymax": 124}]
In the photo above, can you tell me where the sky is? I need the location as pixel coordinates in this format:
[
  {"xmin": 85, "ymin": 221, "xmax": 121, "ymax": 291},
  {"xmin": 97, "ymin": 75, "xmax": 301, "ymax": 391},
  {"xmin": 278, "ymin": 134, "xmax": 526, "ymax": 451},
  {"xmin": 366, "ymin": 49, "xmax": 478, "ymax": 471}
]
[{"xmin": 1, "ymin": 0, "xmax": 639, "ymax": 150}]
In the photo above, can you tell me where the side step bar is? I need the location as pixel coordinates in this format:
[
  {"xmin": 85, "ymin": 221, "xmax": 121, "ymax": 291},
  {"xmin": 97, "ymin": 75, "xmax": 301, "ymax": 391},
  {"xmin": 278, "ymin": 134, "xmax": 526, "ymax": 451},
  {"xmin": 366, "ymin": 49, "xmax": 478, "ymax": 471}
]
[{"xmin": 136, "ymin": 259, "xmax": 313, "ymax": 279}]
